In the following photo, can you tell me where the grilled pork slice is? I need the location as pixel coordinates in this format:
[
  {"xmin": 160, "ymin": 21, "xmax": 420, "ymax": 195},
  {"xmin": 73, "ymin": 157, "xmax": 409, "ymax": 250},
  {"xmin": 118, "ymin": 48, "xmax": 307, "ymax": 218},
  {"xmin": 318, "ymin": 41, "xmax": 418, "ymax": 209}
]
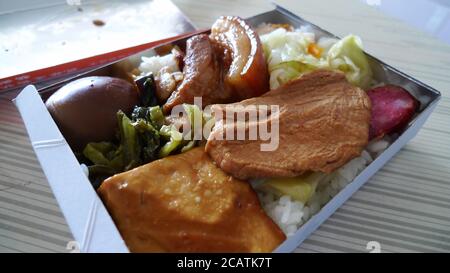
[
  {"xmin": 98, "ymin": 147, "xmax": 286, "ymax": 253},
  {"xmin": 206, "ymin": 70, "xmax": 371, "ymax": 180}
]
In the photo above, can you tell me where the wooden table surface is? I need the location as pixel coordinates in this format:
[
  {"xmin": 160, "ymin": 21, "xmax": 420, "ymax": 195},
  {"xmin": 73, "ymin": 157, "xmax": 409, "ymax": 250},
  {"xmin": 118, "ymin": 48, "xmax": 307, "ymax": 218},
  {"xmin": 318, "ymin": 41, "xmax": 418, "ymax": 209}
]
[{"xmin": 0, "ymin": 0, "xmax": 449, "ymax": 253}]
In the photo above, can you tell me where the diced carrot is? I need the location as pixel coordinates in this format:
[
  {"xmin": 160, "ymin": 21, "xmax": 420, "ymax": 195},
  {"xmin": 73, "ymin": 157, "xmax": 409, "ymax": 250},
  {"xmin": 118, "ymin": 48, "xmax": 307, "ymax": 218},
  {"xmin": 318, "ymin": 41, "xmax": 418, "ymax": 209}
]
[{"xmin": 307, "ymin": 43, "xmax": 323, "ymax": 58}]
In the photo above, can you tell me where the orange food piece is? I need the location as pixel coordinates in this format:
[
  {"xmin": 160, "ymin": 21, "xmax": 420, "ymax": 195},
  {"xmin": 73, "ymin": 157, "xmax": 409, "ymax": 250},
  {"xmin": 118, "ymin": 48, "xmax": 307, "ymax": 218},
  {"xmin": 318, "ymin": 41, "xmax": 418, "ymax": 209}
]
[
  {"xmin": 307, "ymin": 43, "xmax": 323, "ymax": 58},
  {"xmin": 98, "ymin": 147, "xmax": 286, "ymax": 252}
]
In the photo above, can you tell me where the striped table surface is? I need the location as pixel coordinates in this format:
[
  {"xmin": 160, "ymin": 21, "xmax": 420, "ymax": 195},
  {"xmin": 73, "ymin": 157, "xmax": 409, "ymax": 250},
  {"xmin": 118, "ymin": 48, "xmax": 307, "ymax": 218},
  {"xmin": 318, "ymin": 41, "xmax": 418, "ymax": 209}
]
[{"xmin": 0, "ymin": 0, "xmax": 449, "ymax": 253}]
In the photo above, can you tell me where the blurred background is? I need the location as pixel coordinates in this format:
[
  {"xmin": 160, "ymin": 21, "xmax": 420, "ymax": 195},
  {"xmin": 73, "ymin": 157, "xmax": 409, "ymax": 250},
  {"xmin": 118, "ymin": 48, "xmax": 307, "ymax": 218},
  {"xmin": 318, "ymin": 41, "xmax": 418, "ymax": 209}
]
[
  {"xmin": 0, "ymin": 0, "xmax": 450, "ymax": 84},
  {"xmin": 363, "ymin": 0, "xmax": 450, "ymax": 44},
  {"xmin": 0, "ymin": 0, "xmax": 449, "ymax": 81}
]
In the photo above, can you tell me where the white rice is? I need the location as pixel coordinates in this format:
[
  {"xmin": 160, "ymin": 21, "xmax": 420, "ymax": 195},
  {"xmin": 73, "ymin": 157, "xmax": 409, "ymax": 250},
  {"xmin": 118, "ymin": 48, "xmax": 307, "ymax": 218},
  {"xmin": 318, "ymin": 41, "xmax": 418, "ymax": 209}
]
[
  {"xmin": 138, "ymin": 53, "xmax": 179, "ymax": 76},
  {"xmin": 366, "ymin": 136, "xmax": 391, "ymax": 157},
  {"xmin": 254, "ymin": 139, "xmax": 390, "ymax": 236}
]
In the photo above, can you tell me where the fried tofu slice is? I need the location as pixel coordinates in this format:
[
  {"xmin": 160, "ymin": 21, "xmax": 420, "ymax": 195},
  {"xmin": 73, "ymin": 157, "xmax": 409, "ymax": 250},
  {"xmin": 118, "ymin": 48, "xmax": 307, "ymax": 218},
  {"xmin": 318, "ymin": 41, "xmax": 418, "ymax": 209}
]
[{"xmin": 97, "ymin": 147, "xmax": 285, "ymax": 252}]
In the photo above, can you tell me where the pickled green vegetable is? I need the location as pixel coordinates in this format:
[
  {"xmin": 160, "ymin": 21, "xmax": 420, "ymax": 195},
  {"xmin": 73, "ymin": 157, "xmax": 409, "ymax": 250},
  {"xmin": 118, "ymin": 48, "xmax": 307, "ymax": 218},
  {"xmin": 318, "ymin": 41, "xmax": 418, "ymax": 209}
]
[
  {"xmin": 83, "ymin": 103, "xmax": 205, "ymax": 187},
  {"xmin": 158, "ymin": 124, "xmax": 183, "ymax": 157},
  {"xmin": 138, "ymin": 74, "xmax": 159, "ymax": 107},
  {"xmin": 117, "ymin": 111, "xmax": 141, "ymax": 170}
]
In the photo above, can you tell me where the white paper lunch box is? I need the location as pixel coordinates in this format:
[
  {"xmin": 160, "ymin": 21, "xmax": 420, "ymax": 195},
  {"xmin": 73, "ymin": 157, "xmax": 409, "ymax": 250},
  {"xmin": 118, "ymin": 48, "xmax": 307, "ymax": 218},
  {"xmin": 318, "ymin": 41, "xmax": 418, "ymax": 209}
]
[{"xmin": 13, "ymin": 6, "xmax": 441, "ymax": 253}]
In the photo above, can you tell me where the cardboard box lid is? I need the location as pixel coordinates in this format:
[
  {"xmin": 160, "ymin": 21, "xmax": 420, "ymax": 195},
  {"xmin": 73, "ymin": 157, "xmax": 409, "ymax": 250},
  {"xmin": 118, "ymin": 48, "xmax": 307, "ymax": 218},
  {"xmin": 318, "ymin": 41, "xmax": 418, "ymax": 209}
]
[
  {"xmin": 0, "ymin": 0, "xmax": 195, "ymax": 92},
  {"xmin": 13, "ymin": 85, "xmax": 128, "ymax": 252}
]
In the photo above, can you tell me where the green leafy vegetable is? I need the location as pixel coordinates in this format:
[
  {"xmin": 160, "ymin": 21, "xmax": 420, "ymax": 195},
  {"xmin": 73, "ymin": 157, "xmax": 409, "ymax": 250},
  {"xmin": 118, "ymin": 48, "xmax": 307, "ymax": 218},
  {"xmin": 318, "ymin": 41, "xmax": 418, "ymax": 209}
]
[
  {"xmin": 183, "ymin": 104, "xmax": 204, "ymax": 141},
  {"xmin": 84, "ymin": 107, "xmax": 161, "ymax": 186},
  {"xmin": 83, "ymin": 142, "xmax": 116, "ymax": 166},
  {"xmin": 83, "ymin": 142, "xmax": 124, "ymax": 171},
  {"xmin": 82, "ymin": 142, "xmax": 125, "ymax": 189},
  {"xmin": 158, "ymin": 124, "xmax": 183, "ymax": 157},
  {"xmin": 117, "ymin": 111, "xmax": 141, "ymax": 170},
  {"xmin": 136, "ymin": 74, "xmax": 159, "ymax": 107},
  {"xmin": 83, "ymin": 103, "xmax": 205, "ymax": 187},
  {"xmin": 148, "ymin": 106, "xmax": 165, "ymax": 129},
  {"xmin": 132, "ymin": 106, "xmax": 164, "ymax": 129}
]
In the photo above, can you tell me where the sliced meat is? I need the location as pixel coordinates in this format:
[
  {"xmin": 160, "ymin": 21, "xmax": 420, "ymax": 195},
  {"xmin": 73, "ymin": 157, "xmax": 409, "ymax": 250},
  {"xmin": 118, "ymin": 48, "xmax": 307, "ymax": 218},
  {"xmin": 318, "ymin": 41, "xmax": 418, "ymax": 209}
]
[
  {"xmin": 171, "ymin": 46, "xmax": 185, "ymax": 71},
  {"xmin": 98, "ymin": 147, "xmax": 286, "ymax": 252},
  {"xmin": 155, "ymin": 67, "xmax": 183, "ymax": 102},
  {"xmin": 163, "ymin": 17, "xmax": 270, "ymax": 114},
  {"xmin": 210, "ymin": 16, "xmax": 269, "ymax": 99},
  {"xmin": 368, "ymin": 85, "xmax": 419, "ymax": 139},
  {"xmin": 163, "ymin": 34, "xmax": 233, "ymax": 113},
  {"xmin": 205, "ymin": 70, "xmax": 371, "ymax": 180}
]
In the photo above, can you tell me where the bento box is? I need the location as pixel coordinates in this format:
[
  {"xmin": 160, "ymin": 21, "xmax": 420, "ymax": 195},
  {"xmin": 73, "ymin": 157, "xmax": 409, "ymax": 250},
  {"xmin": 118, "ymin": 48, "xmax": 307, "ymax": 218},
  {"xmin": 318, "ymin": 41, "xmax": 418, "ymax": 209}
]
[{"xmin": 13, "ymin": 6, "xmax": 441, "ymax": 253}]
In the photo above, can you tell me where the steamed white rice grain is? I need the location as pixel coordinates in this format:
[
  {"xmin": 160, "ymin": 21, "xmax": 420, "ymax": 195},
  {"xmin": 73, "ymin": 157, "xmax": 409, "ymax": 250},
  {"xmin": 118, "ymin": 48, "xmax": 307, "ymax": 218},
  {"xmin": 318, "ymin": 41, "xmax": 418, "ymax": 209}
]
[
  {"xmin": 367, "ymin": 139, "xmax": 389, "ymax": 154},
  {"xmin": 255, "ymin": 139, "xmax": 390, "ymax": 237},
  {"xmin": 138, "ymin": 53, "xmax": 179, "ymax": 76}
]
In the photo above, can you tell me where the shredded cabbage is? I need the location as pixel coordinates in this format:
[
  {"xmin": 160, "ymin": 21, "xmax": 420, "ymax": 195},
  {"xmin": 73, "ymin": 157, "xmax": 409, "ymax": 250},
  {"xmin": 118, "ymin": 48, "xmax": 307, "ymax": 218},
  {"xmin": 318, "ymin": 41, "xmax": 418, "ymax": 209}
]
[
  {"xmin": 260, "ymin": 28, "xmax": 372, "ymax": 90},
  {"xmin": 327, "ymin": 35, "xmax": 373, "ymax": 89}
]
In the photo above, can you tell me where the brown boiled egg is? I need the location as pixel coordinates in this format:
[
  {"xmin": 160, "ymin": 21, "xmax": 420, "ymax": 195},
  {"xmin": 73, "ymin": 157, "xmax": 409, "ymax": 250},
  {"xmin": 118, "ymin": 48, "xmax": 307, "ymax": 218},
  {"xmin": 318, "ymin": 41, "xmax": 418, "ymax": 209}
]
[{"xmin": 45, "ymin": 76, "xmax": 139, "ymax": 152}]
